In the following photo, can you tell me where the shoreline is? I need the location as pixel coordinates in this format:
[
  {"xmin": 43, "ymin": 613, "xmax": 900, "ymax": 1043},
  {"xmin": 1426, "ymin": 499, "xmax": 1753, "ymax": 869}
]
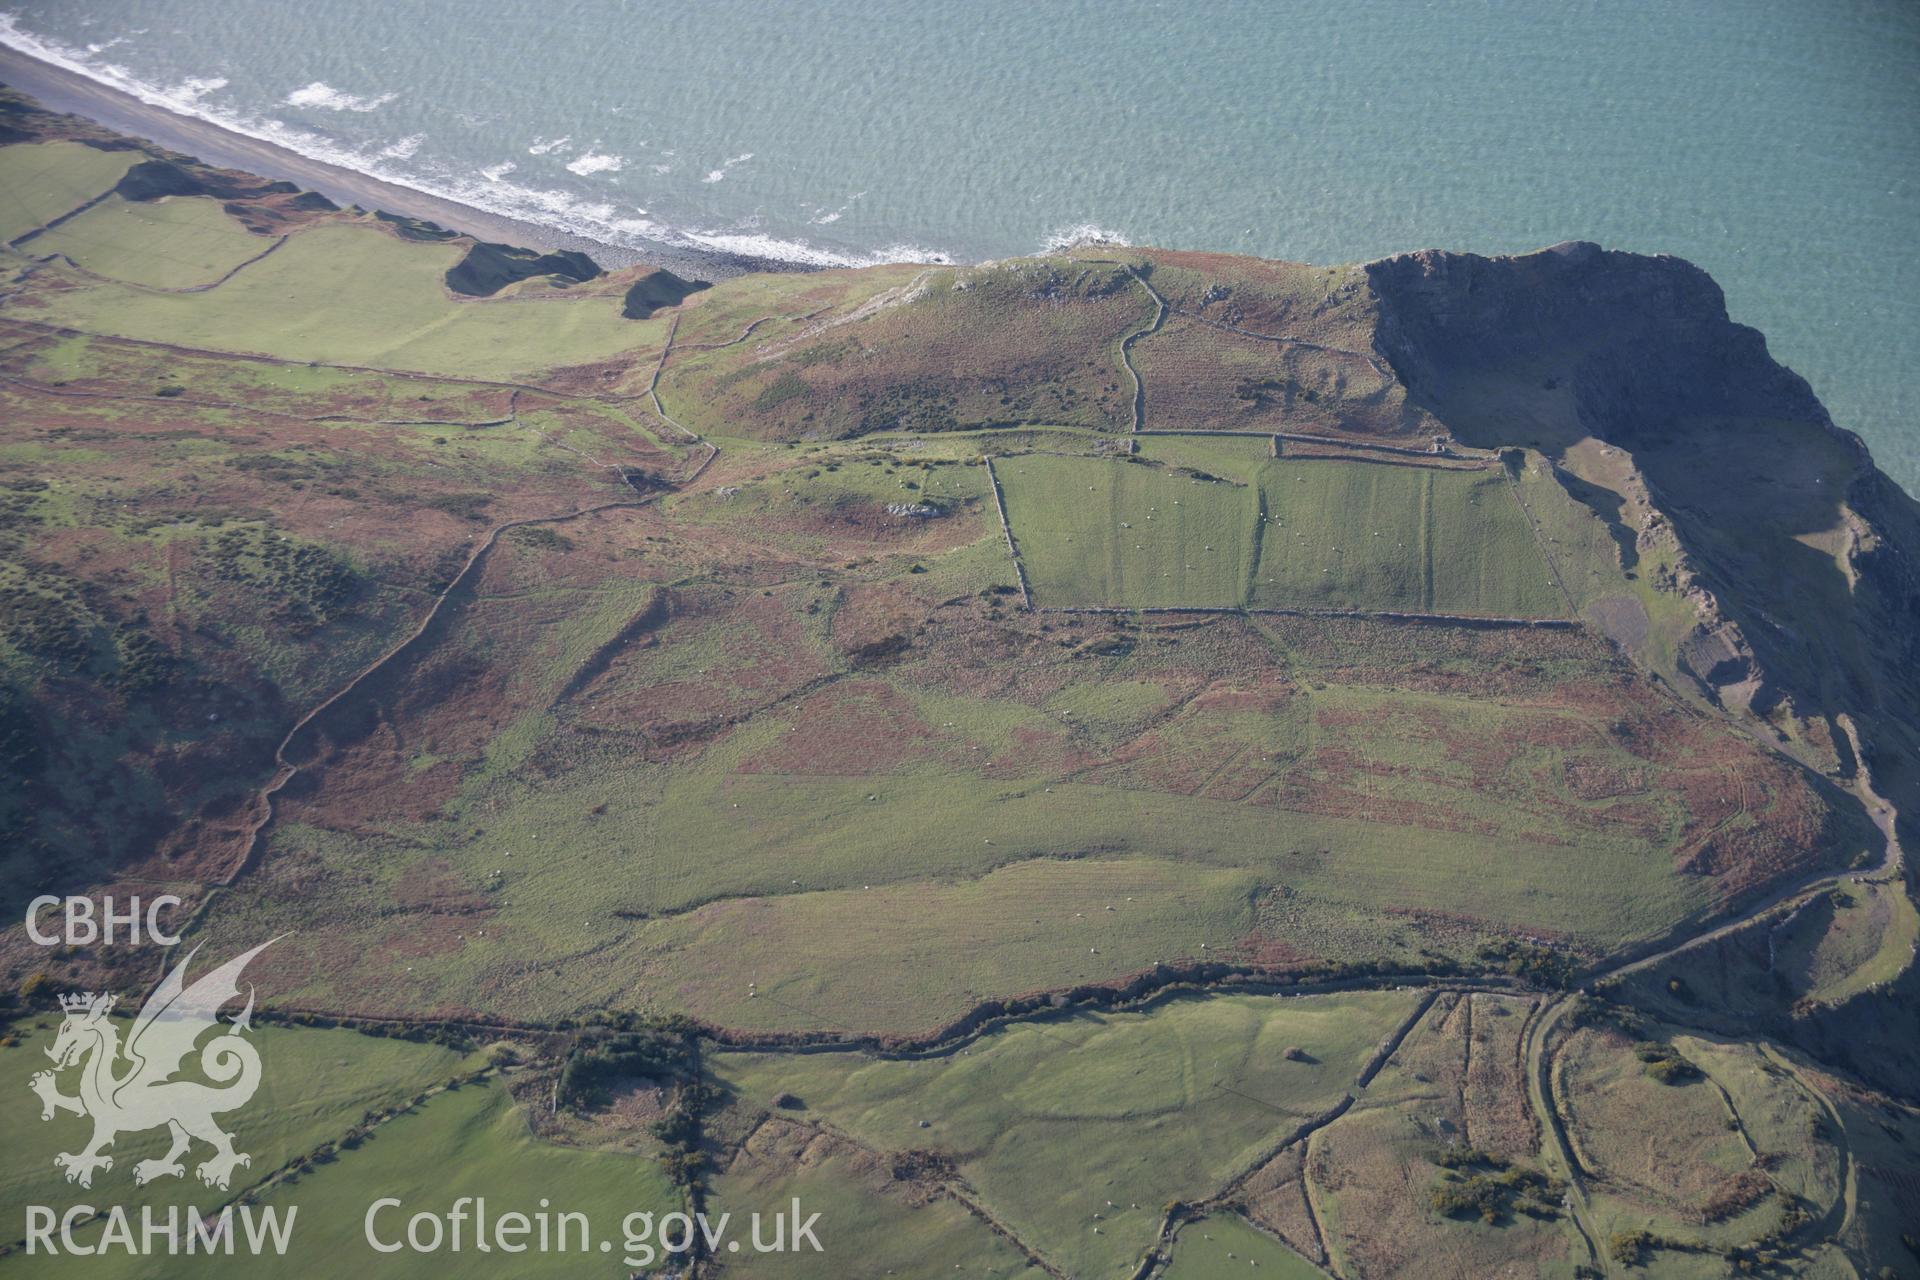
[{"xmin": 0, "ymin": 42, "xmax": 809, "ymax": 281}]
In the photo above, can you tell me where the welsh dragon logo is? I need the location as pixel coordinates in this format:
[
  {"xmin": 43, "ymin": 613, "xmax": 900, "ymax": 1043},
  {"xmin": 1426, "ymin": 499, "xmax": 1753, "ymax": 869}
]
[{"xmin": 29, "ymin": 940, "xmax": 278, "ymax": 1191}]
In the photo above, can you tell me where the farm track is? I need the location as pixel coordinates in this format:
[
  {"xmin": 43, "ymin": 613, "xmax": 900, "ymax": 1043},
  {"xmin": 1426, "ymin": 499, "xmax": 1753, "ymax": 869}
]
[
  {"xmin": 1035, "ymin": 602, "xmax": 1578, "ymax": 628},
  {"xmin": 17, "ymin": 205, "xmax": 1910, "ymax": 1273},
  {"xmin": 1161, "ymin": 305, "xmax": 1396, "ymax": 391},
  {"xmin": 104, "ymin": 312, "xmax": 730, "ymax": 943},
  {"xmin": 1516, "ymin": 725, "xmax": 1902, "ymax": 1275},
  {"xmin": 1088, "ymin": 260, "xmax": 1166, "ymax": 433},
  {"xmin": 672, "ymin": 313, "xmax": 783, "ymax": 353},
  {"xmin": 1139, "ymin": 426, "xmax": 1492, "ymax": 464},
  {"xmin": 214, "ymin": 494, "xmax": 653, "ymax": 887},
  {"xmin": 1133, "ymin": 990, "xmax": 1444, "ymax": 1279},
  {"xmin": 84, "ymin": 298, "xmax": 734, "ymax": 940}
]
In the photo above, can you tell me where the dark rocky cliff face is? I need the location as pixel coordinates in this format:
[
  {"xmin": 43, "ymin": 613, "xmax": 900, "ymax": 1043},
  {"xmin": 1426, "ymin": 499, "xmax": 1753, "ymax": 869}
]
[
  {"xmin": 1365, "ymin": 240, "xmax": 1831, "ymax": 445},
  {"xmin": 1364, "ymin": 242, "xmax": 1919, "ymax": 756},
  {"xmin": 1367, "ymin": 241, "xmax": 1920, "ymax": 1091}
]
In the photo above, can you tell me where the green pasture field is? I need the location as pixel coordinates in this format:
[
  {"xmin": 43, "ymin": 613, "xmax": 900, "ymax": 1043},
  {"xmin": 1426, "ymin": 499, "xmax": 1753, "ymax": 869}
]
[
  {"xmin": 3, "ymin": 1072, "xmax": 680, "ymax": 1279},
  {"xmin": 997, "ymin": 452, "xmax": 1254, "ymax": 607},
  {"xmin": 228, "ymin": 685, "xmax": 1715, "ymax": 1029},
  {"xmin": 0, "ymin": 1017, "xmax": 471, "ymax": 1249},
  {"xmin": 0, "ymin": 141, "xmax": 136, "ymax": 242},
  {"xmin": 1163, "ymin": 1214, "xmax": 1323, "ymax": 1279},
  {"xmin": 10, "ymin": 221, "xmax": 670, "ymax": 378},
  {"xmin": 1558, "ymin": 1024, "xmax": 1840, "ymax": 1255},
  {"xmin": 199, "ymin": 542, "xmax": 1813, "ymax": 1031},
  {"xmin": 1250, "ymin": 459, "xmax": 1564, "ymax": 617},
  {"xmin": 1675, "ymin": 1036, "xmax": 1843, "ymax": 1218},
  {"xmin": 713, "ymin": 990, "xmax": 1421, "ymax": 1278},
  {"xmin": 663, "ymin": 447, "xmax": 992, "ymax": 544},
  {"xmin": 9, "ymin": 329, "xmax": 522, "ymax": 426},
  {"xmin": 615, "ymin": 857, "xmax": 1272, "ymax": 1033},
  {"xmin": 1135, "ymin": 432, "xmax": 1274, "ymax": 478},
  {"xmin": 708, "ymin": 1138, "xmax": 1045, "ymax": 1278},
  {"xmin": 29, "ymin": 195, "xmax": 272, "ymax": 289},
  {"xmin": 997, "ymin": 447, "xmax": 1567, "ymax": 616}
]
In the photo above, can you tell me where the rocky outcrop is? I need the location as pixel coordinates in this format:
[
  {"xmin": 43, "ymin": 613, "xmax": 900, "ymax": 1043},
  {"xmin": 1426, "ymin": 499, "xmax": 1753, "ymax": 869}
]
[
  {"xmin": 112, "ymin": 157, "xmax": 306, "ymax": 204},
  {"xmin": 444, "ymin": 240, "xmax": 602, "ymax": 297},
  {"xmin": 621, "ymin": 267, "xmax": 709, "ymax": 319},
  {"xmin": 1365, "ymin": 240, "xmax": 1831, "ymax": 445}
]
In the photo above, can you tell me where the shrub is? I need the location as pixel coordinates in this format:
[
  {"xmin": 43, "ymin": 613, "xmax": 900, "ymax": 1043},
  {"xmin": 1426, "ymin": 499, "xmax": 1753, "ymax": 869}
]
[
  {"xmin": 1477, "ymin": 939, "xmax": 1576, "ymax": 988},
  {"xmin": 1429, "ymin": 1151, "xmax": 1564, "ymax": 1225},
  {"xmin": 1608, "ymin": 1230, "xmax": 1666, "ymax": 1265},
  {"xmin": 423, "ymin": 492, "xmax": 493, "ymax": 521},
  {"xmin": 558, "ymin": 1021, "xmax": 699, "ymax": 1111},
  {"xmin": 1633, "ymin": 1041, "xmax": 1701, "ymax": 1084},
  {"xmin": 510, "ymin": 526, "xmax": 576, "ymax": 553}
]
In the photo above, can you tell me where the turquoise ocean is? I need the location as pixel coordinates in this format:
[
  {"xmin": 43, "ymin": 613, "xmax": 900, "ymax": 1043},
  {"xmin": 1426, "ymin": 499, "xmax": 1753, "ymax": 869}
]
[{"xmin": 3, "ymin": 0, "xmax": 1915, "ymax": 492}]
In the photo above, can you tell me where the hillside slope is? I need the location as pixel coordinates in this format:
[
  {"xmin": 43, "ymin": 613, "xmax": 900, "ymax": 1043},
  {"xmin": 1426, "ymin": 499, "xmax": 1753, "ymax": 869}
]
[{"xmin": 1, "ymin": 89, "xmax": 1916, "ymax": 1278}]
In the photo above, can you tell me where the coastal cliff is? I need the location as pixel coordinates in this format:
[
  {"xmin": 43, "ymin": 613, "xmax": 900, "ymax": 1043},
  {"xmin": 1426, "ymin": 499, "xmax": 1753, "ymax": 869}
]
[
  {"xmin": 1368, "ymin": 240, "xmax": 1920, "ymax": 792},
  {"xmin": 1368, "ymin": 242, "xmax": 1920, "ymax": 1091}
]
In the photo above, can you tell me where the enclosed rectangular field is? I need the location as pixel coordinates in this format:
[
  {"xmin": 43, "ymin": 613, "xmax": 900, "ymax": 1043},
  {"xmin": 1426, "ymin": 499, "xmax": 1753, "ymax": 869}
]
[
  {"xmin": 995, "ymin": 451, "xmax": 1254, "ymax": 607},
  {"xmin": 998, "ymin": 445, "xmax": 1568, "ymax": 617},
  {"xmin": 1250, "ymin": 459, "xmax": 1566, "ymax": 617}
]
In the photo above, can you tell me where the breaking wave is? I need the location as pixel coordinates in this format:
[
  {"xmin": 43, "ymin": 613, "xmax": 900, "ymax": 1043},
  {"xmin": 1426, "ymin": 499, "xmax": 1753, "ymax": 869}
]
[
  {"xmin": 283, "ymin": 80, "xmax": 398, "ymax": 112},
  {"xmin": 564, "ymin": 150, "xmax": 623, "ymax": 177},
  {"xmin": 701, "ymin": 152, "xmax": 754, "ymax": 183},
  {"xmin": 1042, "ymin": 222, "xmax": 1133, "ymax": 252},
  {"xmin": 0, "ymin": 14, "xmax": 955, "ymax": 269}
]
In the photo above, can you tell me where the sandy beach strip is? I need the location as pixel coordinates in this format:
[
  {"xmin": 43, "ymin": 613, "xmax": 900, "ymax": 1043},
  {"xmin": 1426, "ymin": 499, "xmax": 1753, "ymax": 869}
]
[{"xmin": 0, "ymin": 42, "xmax": 799, "ymax": 281}]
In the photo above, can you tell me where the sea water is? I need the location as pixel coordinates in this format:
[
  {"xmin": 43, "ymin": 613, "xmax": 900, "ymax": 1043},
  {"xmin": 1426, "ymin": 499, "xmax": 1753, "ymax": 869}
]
[{"xmin": 3, "ymin": 0, "xmax": 1915, "ymax": 492}]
